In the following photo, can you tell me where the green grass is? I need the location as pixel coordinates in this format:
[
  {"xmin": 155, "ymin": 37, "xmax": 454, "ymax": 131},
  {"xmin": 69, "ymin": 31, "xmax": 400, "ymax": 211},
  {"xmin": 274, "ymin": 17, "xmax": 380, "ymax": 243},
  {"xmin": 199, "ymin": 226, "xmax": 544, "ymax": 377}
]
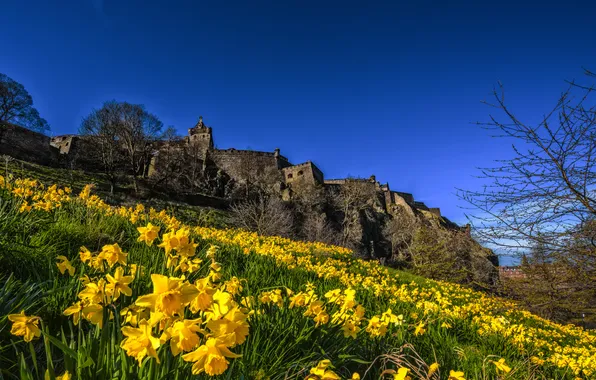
[
  {"xmin": 0, "ymin": 166, "xmax": 591, "ymax": 379},
  {"xmin": 0, "ymin": 192, "xmax": 573, "ymax": 380},
  {"xmin": 3, "ymin": 158, "xmax": 230, "ymax": 228}
]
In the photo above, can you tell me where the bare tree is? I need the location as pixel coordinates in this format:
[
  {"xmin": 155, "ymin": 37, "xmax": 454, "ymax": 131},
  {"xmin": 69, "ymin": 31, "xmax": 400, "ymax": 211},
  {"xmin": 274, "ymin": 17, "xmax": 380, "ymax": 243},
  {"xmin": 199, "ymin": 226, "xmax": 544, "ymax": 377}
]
[
  {"xmin": 80, "ymin": 101, "xmax": 163, "ymax": 194},
  {"xmin": 383, "ymin": 206, "xmax": 418, "ymax": 261},
  {"xmin": 183, "ymin": 139, "xmax": 207, "ymax": 193},
  {"xmin": 301, "ymin": 212, "xmax": 339, "ymax": 245},
  {"xmin": 459, "ymin": 69, "xmax": 596, "ymax": 323},
  {"xmin": 330, "ymin": 179, "xmax": 385, "ymax": 253},
  {"xmin": 112, "ymin": 102, "xmax": 163, "ymax": 193},
  {"xmin": 231, "ymin": 156, "xmax": 284, "ymax": 199},
  {"xmin": 1, "ymin": 155, "xmax": 15, "ymax": 180},
  {"xmin": 230, "ymin": 195, "xmax": 294, "ymax": 238},
  {"xmin": 458, "ymin": 70, "xmax": 596, "ymax": 253},
  {"xmin": 80, "ymin": 104, "xmax": 123, "ymax": 194},
  {"xmin": 0, "ymin": 73, "xmax": 49, "ymax": 138},
  {"xmin": 148, "ymin": 127, "xmax": 186, "ymax": 192}
]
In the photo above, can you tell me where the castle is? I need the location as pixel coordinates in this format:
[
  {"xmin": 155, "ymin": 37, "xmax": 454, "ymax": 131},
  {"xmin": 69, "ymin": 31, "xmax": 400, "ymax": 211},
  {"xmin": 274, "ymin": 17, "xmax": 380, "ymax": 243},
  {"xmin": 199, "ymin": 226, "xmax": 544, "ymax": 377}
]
[
  {"xmin": 0, "ymin": 117, "xmax": 457, "ymax": 226},
  {"xmin": 153, "ymin": 117, "xmax": 453, "ymax": 224}
]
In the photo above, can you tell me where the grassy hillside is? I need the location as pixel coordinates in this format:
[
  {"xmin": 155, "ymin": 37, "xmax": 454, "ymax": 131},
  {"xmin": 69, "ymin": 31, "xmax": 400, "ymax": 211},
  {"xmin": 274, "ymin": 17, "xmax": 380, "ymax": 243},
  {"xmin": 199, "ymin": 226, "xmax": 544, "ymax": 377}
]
[
  {"xmin": 2, "ymin": 159, "xmax": 229, "ymax": 227},
  {"xmin": 0, "ymin": 176, "xmax": 594, "ymax": 379}
]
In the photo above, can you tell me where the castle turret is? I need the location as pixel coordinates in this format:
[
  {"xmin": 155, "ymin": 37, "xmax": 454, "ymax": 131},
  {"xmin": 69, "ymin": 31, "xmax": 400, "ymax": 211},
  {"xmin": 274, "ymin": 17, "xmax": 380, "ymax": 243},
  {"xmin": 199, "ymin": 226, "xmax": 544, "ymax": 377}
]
[{"xmin": 188, "ymin": 116, "xmax": 213, "ymax": 156}]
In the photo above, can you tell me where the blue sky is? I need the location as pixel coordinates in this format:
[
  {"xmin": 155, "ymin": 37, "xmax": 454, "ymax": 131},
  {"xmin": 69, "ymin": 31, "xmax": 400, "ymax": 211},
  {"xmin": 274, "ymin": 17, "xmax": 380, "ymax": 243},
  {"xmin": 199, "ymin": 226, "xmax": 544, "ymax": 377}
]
[{"xmin": 3, "ymin": 1, "xmax": 596, "ymax": 263}]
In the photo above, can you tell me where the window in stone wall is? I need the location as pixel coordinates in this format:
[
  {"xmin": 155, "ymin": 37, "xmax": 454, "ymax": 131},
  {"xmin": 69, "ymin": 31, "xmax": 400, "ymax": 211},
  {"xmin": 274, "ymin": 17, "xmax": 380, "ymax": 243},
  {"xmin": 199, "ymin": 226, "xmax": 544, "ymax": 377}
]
[
  {"xmin": 298, "ymin": 170, "xmax": 303, "ymax": 176},
  {"xmin": 287, "ymin": 173, "xmax": 293, "ymax": 179}
]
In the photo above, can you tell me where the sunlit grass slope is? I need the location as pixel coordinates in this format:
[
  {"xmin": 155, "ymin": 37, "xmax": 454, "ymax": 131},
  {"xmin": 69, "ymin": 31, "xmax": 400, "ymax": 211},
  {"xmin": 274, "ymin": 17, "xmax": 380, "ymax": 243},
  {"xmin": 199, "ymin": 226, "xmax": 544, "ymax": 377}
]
[{"xmin": 0, "ymin": 176, "xmax": 594, "ymax": 380}]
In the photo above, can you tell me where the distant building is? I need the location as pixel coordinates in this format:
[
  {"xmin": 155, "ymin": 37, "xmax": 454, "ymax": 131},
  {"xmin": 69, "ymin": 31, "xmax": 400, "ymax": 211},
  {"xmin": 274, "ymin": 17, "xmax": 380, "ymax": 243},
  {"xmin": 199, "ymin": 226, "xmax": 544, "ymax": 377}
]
[{"xmin": 499, "ymin": 266, "xmax": 526, "ymax": 279}]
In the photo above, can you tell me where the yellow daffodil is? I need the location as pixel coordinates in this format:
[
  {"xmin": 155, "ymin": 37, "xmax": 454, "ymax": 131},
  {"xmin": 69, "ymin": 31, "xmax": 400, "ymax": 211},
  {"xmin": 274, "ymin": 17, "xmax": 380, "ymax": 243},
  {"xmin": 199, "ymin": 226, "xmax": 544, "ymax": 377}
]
[
  {"xmin": 7, "ymin": 311, "xmax": 41, "ymax": 342},
  {"xmin": 206, "ymin": 245, "xmax": 219, "ymax": 259},
  {"xmin": 206, "ymin": 307, "xmax": 250, "ymax": 346},
  {"xmin": 19, "ymin": 201, "xmax": 32, "ymax": 213},
  {"xmin": 106, "ymin": 266, "xmax": 134, "ymax": 300},
  {"xmin": 324, "ymin": 289, "xmax": 342, "ymax": 303},
  {"xmin": 136, "ymin": 274, "xmax": 199, "ymax": 317},
  {"xmin": 381, "ymin": 308, "xmax": 402, "ymax": 325},
  {"xmin": 159, "ymin": 228, "xmax": 196, "ymax": 256},
  {"xmin": 428, "ymin": 362, "xmax": 439, "ymax": 377},
  {"xmin": 491, "ymin": 358, "xmax": 511, "ymax": 374},
  {"xmin": 121, "ymin": 319, "xmax": 161, "ymax": 364},
  {"xmin": 260, "ymin": 289, "xmax": 283, "ymax": 307},
  {"xmin": 204, "ymin": 290, "xmax": 234, "ymax": 321},
  {"xmin": 98, "ymin": 243, "xmax": 127, "ymax": 268},
  {"xmin": 366, "ymin": 316, "xmax": 388, "ymax": 337},
  {"xmin": 342, "ymin": 320, "xmax": 360, "ymax": 339},
  {"xmin": 189, "ymin": 277, "xmax": 216, "ymax": 313},
  {"xmin": 182, "ymin": 335, "xmax": 241, "ymax": 376},
  {"xmin": 63, "ymin": 301, "xmax": 84, "ymax": 325},
  {"xmin": 82, "ymin": 303, "xmax": 104, "ymax": 328},
  {"xmin": 44, "ymin": 370, "xmax": 71, "ymax": 380},
  {"xmin": 394, "ymin": 367, "xmax": 411, "ymax": 380},
  {"xmin": 223, "ymin": 276, "xmax": 243, "ymax": 296},
  {"xmin": 414, "ymin": 322, "xmax": 426, "ymax": 336},
  {"xmin": 120, "ymin": 305, "xmax": 149, "ymax": 327},
  {"xmin": 307, "ymin": 359, "xmax": 341, "ymax": 380},
  {"xmin": 448, "ymin": 370, "xmax": 466, "ymax": 380},
  {"xmin": 163, "ymin": 318, "xmax": 203, "ymax": 356},
  {"xmin": 78, "ymin": 279, "xmax": 107, "ymax": 304},
  {"xmin": 304, "ymin": 300, "xmax": 329, "ymax": 327},
  {"xmin": 175, "ymin": 257, "xmax": 203, "ymax": 273},
  {"xmin": 137, "ymin": 222, "xmax": 160, "ymax": 246},
  {"xmin": 56, "ymin": 255, "xmax": 75, "ymax": 276},
  {"xmin": 79, "ymin": 246, "xmax": 92, "ymax": 263}
]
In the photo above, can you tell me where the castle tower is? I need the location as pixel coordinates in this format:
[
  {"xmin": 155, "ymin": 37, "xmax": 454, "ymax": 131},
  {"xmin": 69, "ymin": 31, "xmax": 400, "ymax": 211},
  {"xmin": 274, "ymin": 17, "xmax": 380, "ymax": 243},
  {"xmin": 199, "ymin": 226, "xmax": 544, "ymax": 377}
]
[{"xmin": 188, "ymin": 116, "xmax": 214, "ymax": 155}]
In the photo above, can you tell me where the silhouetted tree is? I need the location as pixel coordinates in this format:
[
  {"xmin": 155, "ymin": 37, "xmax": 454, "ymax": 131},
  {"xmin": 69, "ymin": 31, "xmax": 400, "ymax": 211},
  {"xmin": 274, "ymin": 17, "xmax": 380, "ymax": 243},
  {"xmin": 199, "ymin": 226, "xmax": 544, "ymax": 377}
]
[
  {"xmin": 111, "ymin": 102, "xmax": 163, "ymax": 193},
  {"xmin": 230, "ymin": 195, "xmax": 294, "ymax": 238},
  {"xmin": 80, "ymin": 103, "xmax": 123, "ymax": 194},
  {"xmin": 80, "ymin": 101, "xmax": 163, "ymax": 194},
  {"xmin": 460, "ymin": 69, "xmax": 596, "ymax": 323},
  {"xmin": 0, "ymin": 73, "xmax": 49, "ymax": 138},
  {"xmin": 459, "ymin": 69, "xmax": 596, "ymax": 253}
]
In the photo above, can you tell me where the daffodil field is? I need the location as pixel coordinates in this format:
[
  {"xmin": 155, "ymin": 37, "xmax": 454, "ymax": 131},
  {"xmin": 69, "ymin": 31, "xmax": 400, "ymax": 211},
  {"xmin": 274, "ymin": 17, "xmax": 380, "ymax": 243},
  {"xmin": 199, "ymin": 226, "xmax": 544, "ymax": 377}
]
[{"xmin": 0, "ymin": 176, "xmax": 595, "ymax": 379}]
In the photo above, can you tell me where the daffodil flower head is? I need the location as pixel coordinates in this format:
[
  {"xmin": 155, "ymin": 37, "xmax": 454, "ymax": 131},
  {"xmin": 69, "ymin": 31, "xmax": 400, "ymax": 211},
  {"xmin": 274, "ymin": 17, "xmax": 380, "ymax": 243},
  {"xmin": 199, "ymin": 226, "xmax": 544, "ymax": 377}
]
[
  {"xmin": 120, "ymin": 319, "xmax": 161, "ymax": 364},
  {"xmin": 428, "ymin": 362, "xmax": 440, "ymax": 377},
  {"xmin": 56, "ymin": 255, "xmax": 76, "ymax": 276},
  {"xmin": 8, "ymin": 311, "xmax": 41, "ymax": 342},
  {"xmin": 63, "ymin": 301, "xmax": 85, "ymax": 325},
  {"xmin": 448, "ymin": 370, "xmax": 466, "ymax": 380},
  {"xmin": 136, "ymin": 274, "xmax": 199, "ymax": 317},
  {"xmin": 491, "ymin": 358, "xmax": 511, "ymax": 374},
  {"xmin": 166, "ymin": 318, "xmax": 203, "ymax": 356},
  {"xmin": 182, "ymin": 335, "xmax": 241, "ymax": 376},
  {"xmin": 394, "ymin": 367, "xmax": 411, "ymax": 380},
  {"xmin": 106, "ymin": 266, "xmax": 134, "ymax": 300},
  {"xmin": 98, "ymin": 243, "xmax": 127, "ymax": 268},
  {"xmin": 307, "ymin": 359, "xmax": 341, "ymax": 380},
  {"xmin": 190, "ymin": 277, "xmax": 216, "ymax": 313},
  {"xmin": 79, "ymin": 246, "xmax": 92, "ymax": 263},
  {"xmin": 137, "ymin": 223, "xmax": 160, "ymax": 246}
]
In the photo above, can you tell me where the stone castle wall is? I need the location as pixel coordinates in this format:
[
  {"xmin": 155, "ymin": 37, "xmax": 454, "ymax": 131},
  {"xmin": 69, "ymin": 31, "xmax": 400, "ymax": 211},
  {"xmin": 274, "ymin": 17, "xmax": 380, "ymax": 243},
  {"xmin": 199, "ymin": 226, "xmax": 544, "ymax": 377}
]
[
  {"xmin": 0, "ymin": 124, "xmax": 58, "ymax": 165},
  {"xmin": 0, "ymin": 118, "xmax": 455, "ymax": 225},
  {"xmin": 209, "ymin": 148, "xmax": 291, "ymax": 183},
  {"xmin": 282, "ymin": 161, "xmax": 323, "ymax": 186}
]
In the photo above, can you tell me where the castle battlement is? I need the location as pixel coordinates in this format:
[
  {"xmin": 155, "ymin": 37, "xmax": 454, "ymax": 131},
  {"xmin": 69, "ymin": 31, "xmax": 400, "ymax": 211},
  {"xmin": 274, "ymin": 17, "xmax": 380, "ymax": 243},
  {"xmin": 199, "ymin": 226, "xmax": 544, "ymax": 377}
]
[{"xmin": 212, "ymin": 148, "xmax": 289, "ymax": 162}]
